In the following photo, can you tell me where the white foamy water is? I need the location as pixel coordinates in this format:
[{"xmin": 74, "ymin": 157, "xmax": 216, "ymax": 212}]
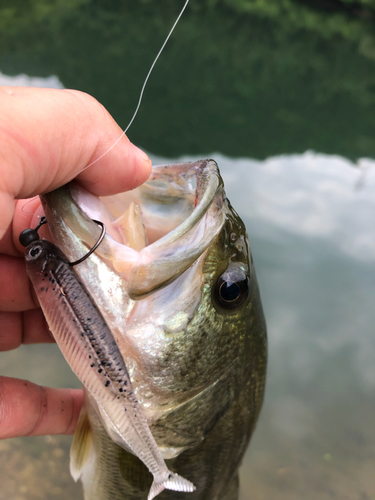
[{"xmin": 0, "ymin": 71, "xmax": 64, "ymax": 88}]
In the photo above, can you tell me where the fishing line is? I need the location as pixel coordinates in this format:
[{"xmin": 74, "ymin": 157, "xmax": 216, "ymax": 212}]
[{"xmin": 83, "ymin": 0, "xmax": 190, "ymax": 171}]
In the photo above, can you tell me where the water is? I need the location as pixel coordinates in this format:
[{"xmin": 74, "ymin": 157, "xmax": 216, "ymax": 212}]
[{"xmin": 1, "ymin": 1, "xmax": 375, "ymax": 499}]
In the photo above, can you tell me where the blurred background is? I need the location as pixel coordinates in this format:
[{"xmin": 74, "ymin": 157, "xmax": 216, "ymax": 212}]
[{"xmin": 0, "ymin": 1, "xmax": 374, "ymax": 499}]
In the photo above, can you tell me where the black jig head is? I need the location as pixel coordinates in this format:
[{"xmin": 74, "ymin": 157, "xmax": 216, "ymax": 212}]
[{"xmin": 19, "ymin": 216, "xmax": 106, "ymax": 266}]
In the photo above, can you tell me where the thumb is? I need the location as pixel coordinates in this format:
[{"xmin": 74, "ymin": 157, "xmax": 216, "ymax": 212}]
[{"xmin": 0, "ymin": 87, "xmax": 152, "ymax": 239}]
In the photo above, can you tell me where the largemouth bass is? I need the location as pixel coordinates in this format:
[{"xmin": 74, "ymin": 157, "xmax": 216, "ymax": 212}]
[{"xmin": 29, "ymin": 159, "xmax": 267, "ymax": 500}]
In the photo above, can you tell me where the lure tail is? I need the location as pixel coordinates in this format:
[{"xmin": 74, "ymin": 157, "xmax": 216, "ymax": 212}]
[{"xmin": 148, "ymin": 471, "xmax": 196, "ymax": 500}]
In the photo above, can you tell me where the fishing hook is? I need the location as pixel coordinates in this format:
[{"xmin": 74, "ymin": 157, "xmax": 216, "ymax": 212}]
[
  {"xmin": 68, "ymin": 220, "xmax": 106, "ymax": 266},
  {"xmin": 19, "ymin": 216, "xmax": 106, "ymax": 266}
]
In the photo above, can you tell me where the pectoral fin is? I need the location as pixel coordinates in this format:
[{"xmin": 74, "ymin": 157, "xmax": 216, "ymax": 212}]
[{"xmin": 70, "ymin": 405, "xmax": 92, "ymax": 481}]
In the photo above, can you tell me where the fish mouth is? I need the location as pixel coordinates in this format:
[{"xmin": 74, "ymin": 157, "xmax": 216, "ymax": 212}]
[{"xmin": 41, "ymin": 159, "xmax": 225, "ymax": 299}]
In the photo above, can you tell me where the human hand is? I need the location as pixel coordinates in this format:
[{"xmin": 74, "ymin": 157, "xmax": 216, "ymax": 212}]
[{"xmin": 0, "ymin": 86, "xmax": 151, "ymax": 439}]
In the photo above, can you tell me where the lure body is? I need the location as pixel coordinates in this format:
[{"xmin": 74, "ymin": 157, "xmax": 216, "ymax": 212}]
[{"xmin": 24, "ymin": 239, "xmax": 195, "ymax": 500}]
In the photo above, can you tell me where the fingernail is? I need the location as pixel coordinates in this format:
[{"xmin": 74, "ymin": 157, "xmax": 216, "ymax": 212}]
[{"xmin": 133, "ymin": 145, "xmax": 151, "ymax": 164}]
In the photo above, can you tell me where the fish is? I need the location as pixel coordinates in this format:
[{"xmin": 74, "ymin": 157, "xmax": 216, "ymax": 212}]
[{"xmin": 30, "ymin": 159, "xmax": 267, "ymax": 500}]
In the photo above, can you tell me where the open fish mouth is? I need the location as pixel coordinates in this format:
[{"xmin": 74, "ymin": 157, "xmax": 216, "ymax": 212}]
[{"xmin": 42, "ymin": 159, "xmax": 226, "ymax": 300}]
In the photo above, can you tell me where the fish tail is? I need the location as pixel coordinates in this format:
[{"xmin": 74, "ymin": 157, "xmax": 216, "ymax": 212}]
[{"xmin": 148, "ymin": 471, "xmax": 196, "ymax": 500}]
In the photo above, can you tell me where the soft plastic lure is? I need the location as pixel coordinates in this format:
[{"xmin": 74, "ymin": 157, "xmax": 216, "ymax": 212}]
[{"xmin": 20, "ymin": 228, "xmax": 195, "ymax": 500}]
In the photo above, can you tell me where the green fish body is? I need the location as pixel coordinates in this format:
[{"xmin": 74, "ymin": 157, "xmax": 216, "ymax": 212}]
[{"xmin": 32, "ymin": 160, "xmax": 266, "ymax": 500}]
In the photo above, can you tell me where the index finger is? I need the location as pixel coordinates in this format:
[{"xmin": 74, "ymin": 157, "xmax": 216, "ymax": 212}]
[{"xmin": 0, "ymin": 376, "xmax": 83, "ymax": 438}]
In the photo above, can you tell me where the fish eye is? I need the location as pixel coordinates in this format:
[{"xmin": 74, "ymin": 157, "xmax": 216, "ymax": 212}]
[
  {"xmin": 28, "ymin": 245, "xmax": 42, "ymax": 258},
  {"xmin": 215, "ymin": 267, "xmax": 249, "ymax": 310}
]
